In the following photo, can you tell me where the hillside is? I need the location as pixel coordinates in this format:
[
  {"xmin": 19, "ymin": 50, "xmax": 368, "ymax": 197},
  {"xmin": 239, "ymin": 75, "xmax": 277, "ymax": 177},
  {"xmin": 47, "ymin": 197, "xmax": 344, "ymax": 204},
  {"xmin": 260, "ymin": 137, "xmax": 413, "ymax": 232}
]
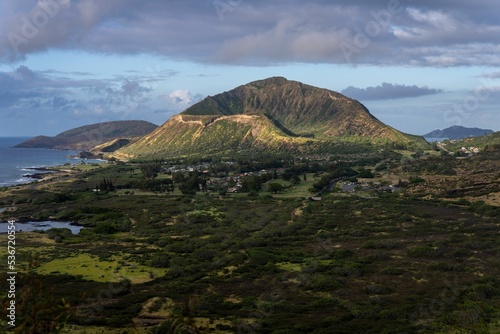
[
  {"xmin": 91, "ymin": 138, "xmax": 134, "ymax": 153},
  {"xmin": 15, "ymin": 120, "xmax": 158, "ymax": 151},
  {"xmin": 442, "ymin": 131, "xmax": 500, "ymax": 152},
  {"xmin": 424, "ymin": 125, "xmax": 493, "ymax": 140},
  {"xmin": 116, "ymin": 77, "xmax": 426, "ymax": 159}
]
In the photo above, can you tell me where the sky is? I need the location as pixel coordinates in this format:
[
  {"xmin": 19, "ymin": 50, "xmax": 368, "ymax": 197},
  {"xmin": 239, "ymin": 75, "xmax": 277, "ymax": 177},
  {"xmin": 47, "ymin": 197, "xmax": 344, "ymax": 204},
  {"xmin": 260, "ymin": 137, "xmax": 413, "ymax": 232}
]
[{"xmin": 0, "ymin": 0, "xmax": 499, "ymax": 137}]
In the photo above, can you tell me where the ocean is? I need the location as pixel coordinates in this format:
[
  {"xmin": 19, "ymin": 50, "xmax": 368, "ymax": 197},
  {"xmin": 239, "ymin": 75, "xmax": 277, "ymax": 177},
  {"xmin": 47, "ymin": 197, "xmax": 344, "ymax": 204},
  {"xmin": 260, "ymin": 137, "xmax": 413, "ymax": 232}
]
[{"xmin": 0, "ymin": 137, "xmax": 83, "ymax": 187}]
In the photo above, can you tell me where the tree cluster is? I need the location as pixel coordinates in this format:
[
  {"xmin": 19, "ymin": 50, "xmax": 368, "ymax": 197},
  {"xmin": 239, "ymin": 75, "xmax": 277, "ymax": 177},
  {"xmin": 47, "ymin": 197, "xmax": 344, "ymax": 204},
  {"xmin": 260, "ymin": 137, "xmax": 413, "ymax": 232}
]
[
  {"xmin": 97, "ymin": 178, "xmax": 115, "ymax": 192},
  {"xmin": 140, "ymin": 163, "xmax": 162, "ymax": 180}
]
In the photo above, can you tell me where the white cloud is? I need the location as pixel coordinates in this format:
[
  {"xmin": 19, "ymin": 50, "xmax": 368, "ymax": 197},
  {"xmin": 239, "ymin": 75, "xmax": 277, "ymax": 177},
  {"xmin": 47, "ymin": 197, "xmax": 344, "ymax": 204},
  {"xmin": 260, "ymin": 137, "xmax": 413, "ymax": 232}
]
[
  {"xmin": 168, "ymin": 90, "xmax": 192, "ymax": 107},
  {"xmin": 162, "ymin": 89, "xmax": 203, "ymax": 112}
]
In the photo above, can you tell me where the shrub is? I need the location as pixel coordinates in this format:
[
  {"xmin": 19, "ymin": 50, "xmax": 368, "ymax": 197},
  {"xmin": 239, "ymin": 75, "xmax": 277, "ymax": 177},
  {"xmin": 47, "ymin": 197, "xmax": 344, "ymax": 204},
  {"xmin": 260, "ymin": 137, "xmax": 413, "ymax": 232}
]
[
  {"xmin": 409, "ymin": 176, "xmax": 425, "ymax": 184},
  {"xmin": 149, "ymin": 254, "xmax": 171, "ymax": 268},
  {"xmin": 93, "ymin": 222, "xmax": 119, "ymax": 234},
  {"xmin": 46, "ymin": 228, "xmax": 72, "ymax": 243},
  {"xmin": 381, "ymin": 266, "xmax": 404, "ymax": 275},
  {"xmin": 307, "ymin": 275, "xmax": 343, "ymax": 291},
  {"xmin": 362, "ymin": 240, "xmax": 401, "ymax": 249},
  {"xmin": 357, "ymin": 169, "xmax": 374, "ymax": 178},
  {"xmin": 428, "ymin": 261, "xmax": 461, "ymax": 271},
  {"xmin": 363, "ymin": 284, "xmax": 393, "ymax": 295},
  {"xmin": 407, "ymin": 245, "xmax": 442, "ymax": 258},
  {"xmin": 268, "ymin": 182, "xmax": 284, "ymax": 193}
]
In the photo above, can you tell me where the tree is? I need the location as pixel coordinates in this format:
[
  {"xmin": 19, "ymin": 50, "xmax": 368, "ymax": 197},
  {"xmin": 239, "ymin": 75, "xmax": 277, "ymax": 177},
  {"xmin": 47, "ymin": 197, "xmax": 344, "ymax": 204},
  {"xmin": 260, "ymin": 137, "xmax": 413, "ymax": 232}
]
[
  {"xmin": 409, "ymin": 175, "xmax": 425, "ymax": 184},
  {"xmin": 268, "ymin": 183, "xmax": 284, "ymax": 194},
  {"xmin": 98, "ymin": 178, "xmax": 114, "ymax": 192},
  {"xmin": 136, "ymin": 179, "xmax": 174, "ymax": 193},
  {"xmin": 241, "ymin": 175, "xmax": 261, "ymax": 192},
  {"xmin": 199, "ymin": 175, "xmax": 208, "ymax": 193},
  {"xmin": 357, "ymin": 169, "xmax": 374, "ymax": 178},
  {"xmin": 291, "ymin": 175, "xmax": 301, "ymax": 185},
  {"xmin": 178, "ymin": 173, "xmax": 200, "ymax": 195},
  {"xmin": 172, "ymin": 172, "xmax": 186, "ymax": 184},
  {"xmin": 141, "ymin": 163, "xmax": 162, "ymax": 180}
]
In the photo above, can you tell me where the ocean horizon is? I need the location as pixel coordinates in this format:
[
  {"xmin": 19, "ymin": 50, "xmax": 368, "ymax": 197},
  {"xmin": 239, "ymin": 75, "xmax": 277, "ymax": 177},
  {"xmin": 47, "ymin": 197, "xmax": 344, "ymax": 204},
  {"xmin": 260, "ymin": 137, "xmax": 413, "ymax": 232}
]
[{"xmin": 0, "ymin": 137, "xmax": 84, "ymax": 187}]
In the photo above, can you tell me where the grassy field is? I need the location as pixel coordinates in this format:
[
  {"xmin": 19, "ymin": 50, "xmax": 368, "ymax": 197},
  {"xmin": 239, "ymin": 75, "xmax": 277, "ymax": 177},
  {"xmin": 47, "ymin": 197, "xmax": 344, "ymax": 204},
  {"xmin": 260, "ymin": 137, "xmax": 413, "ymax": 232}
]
[
  {"xmin": 36, "ymin": 253, "xmax": 167, "ymax": 284},
  {"xmin": 271, "ymin": 173, "xmax": 319, "ymax": 198}
]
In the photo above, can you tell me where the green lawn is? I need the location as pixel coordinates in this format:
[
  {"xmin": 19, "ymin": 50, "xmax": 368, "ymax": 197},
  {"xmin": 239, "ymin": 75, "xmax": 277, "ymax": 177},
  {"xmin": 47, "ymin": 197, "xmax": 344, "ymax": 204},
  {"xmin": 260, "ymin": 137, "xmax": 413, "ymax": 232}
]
[
  {"xmin": 37, "ymin": 253, "xmax": 167, "ymax": 284},
  {"xmin": 271, "ymin": 173, "xmax": 319, "ymax": 198}
]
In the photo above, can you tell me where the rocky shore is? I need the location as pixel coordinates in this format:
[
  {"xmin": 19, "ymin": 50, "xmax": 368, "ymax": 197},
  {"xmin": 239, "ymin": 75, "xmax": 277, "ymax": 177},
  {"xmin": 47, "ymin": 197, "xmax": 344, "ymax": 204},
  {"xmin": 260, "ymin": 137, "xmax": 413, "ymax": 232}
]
[{"xmin": 22, "ymin": 167, "xmax": 55, "ymax": 180}]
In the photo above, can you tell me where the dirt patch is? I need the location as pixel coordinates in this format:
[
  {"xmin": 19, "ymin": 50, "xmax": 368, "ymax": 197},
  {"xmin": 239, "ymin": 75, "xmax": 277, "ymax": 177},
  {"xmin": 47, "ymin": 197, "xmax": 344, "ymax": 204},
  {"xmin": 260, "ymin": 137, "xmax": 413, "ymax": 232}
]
[{"xmin": 471, "ymin": 192, "xmax": 500, "ymax": 206}]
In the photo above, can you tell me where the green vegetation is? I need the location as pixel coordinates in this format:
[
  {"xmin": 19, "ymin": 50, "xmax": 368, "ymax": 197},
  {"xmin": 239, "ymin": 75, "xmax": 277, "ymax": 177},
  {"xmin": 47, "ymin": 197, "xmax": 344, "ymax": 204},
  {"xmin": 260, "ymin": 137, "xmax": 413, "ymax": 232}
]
[
  {"xmin": 443, "ymin": 131, "xmax": 500, "ymax": 152},
  {"xmin": 1, "ymin": 133, "xmax": 499, "ymax": 333},
  {"xmin": 36, "ymin": 253, "xmax": 167, "ymax": 284}
]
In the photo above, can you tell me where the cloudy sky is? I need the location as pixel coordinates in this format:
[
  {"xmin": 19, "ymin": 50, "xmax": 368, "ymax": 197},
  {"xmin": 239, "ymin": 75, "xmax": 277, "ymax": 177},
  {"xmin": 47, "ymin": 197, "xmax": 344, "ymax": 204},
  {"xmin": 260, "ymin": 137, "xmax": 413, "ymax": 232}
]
[{"xmin": 0, "ymin": 0, "xmax": 499, "ymax": 136}]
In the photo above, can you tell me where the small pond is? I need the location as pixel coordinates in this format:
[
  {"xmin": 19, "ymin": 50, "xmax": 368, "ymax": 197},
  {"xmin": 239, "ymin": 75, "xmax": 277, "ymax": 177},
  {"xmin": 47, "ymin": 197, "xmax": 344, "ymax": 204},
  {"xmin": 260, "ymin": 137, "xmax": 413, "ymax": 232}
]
[{"xmin": 0, "ymin": 221, "xmax": 83, "ymax": 234}]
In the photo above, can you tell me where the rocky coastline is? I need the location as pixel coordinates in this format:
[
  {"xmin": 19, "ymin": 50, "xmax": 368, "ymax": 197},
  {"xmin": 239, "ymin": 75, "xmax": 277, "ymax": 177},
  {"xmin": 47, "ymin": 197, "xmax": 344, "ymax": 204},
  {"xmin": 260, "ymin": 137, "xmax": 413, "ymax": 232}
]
[{"xmin": 22, "ymin": 167, "xmax": 55, "ymax": 180}]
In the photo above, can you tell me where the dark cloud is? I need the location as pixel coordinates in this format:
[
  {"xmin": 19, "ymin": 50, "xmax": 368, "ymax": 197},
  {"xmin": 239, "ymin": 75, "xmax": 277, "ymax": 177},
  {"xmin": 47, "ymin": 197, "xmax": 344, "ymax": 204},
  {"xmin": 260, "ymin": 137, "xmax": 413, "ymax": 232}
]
[
  {"xmin": 0, "ymin": 66, "xmax": 48, "ymax": 107},
  {"xmin": 0, "ymin": 65, "xmax": 182, "ymax": 124},
  {"xmin": 480, "ymin": 72, "xmax": 500, "ymax": 79},
  {"xmin": 40, "ymin": 69, "xmax": 95, "ymax": 76},
  {"xmin": 113, "ymin": 69, "xmax": 179, "ymax": 86},
  {"xmin": 45, "ymin": 96, "xmax": 74, "ymax": 109},
  {"xmin": 341, "ymin": 83, "xmax": 444, "ymax": 100},
  {"xmin": 1, "ymin": 0, "xmax": 499, "ymax": 66},
  {"xmin": 120, "ymin": 80, "xmax": 151, "ymax": 98}
]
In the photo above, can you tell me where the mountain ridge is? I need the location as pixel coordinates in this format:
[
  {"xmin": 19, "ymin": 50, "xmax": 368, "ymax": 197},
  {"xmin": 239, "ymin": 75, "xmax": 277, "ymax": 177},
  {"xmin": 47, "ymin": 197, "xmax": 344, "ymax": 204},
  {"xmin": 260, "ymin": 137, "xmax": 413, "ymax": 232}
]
[
  {"xmin": 115, "ymin": 77, "xmax": 427, "ymax": 159},
  {"xmin": 15, "ymin": 120, "xmax": 158, "ymax": 151},
  {"xmin": 424, "ymin": 125, "xmax": 494, "ymax": 139}
]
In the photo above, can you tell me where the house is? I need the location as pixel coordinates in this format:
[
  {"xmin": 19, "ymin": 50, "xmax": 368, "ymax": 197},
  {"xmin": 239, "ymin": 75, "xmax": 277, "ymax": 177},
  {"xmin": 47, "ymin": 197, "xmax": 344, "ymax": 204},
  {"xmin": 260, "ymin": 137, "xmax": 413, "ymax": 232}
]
[
  {"xmin": 379, "ymin": 185, "xmax": 398, "ymax": 193},
  {"xmin": 227, "ymin": 187, "xmax": 240, "ymax": 193},
  {"xmin": 341, "ymin": 182, "xmax": 371, "ymax": 193},
  {"xmin": 341, "ymin": 183, "xmax": 357, "ymax": 192}
]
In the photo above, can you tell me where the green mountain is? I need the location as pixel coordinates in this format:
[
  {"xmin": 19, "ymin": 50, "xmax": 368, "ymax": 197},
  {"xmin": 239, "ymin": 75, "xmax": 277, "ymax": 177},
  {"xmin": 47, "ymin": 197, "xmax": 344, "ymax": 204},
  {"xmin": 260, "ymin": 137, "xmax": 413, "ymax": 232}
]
[
  {"xmin": 15, "ymin": 120, "xmax": 158, "ymax": 151},
  {"xmin": 424, "ymin": 125, "xmax": 493, "ymax": 139},
  {"xmin": 115, "ymin": 77, "xmax": 426, "ymax": 159},
  {"xmin": 443, "ymin": 131, "xmax": 500, "ymax": 151}
]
